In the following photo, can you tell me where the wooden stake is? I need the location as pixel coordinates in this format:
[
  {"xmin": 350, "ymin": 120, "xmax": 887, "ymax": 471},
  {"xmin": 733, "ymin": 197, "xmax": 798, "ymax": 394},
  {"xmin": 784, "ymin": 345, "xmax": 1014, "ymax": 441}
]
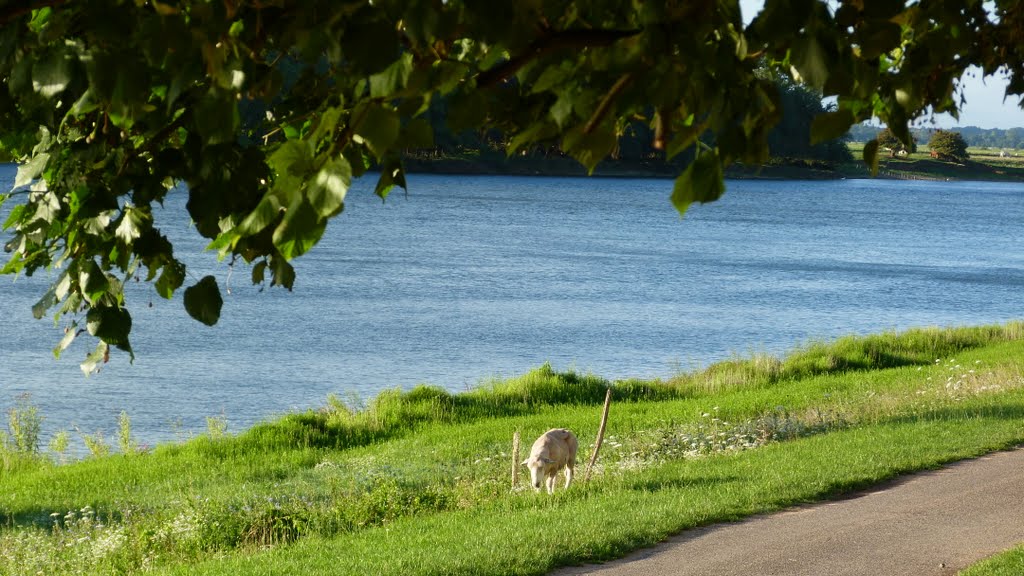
[
  {"xmin": 512, "ymin": 430, "xmax": 521, "ymax": 488},
  {"xmin": 584, "ymin": 388, "xmax": 612, "ymax": 482}
]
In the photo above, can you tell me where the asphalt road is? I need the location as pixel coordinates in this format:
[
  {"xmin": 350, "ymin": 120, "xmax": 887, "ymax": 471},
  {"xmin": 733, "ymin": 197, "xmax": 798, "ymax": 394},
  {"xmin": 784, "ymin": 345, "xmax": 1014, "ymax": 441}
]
[{"xmin": 552, "ymin": 448, "xmax": 1024, "ymax": 576}]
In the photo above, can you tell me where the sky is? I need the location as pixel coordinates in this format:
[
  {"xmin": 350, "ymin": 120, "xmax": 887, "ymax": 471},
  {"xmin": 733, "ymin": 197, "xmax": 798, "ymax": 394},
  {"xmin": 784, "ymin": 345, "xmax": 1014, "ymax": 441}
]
[{"xmin": 738, "ymin": 0, "xmax": 1024, "ymax": 129}]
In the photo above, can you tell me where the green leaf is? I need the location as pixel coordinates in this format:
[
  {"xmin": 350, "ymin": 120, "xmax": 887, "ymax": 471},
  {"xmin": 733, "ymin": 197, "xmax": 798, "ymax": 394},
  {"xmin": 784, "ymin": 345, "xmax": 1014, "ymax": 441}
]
[
  {"xmin": 790, "ymin": 36, "xmax": 829, "ymax": 91},
  {"xmin": 309, "ymin": 158, "xmax": 351, "ymax": 218},
  {"xmin": 86, "ymin": 306, "xmax": 133, "ymax": 348},
  {"xmin": 70, "ymin": 88, "xmax": 100, "ymax": 115},
  {"xmin": 154, "ymin": 260, "xmax": 185, "ymax": 299},
  {"xmin": 269, "ymin": 139, "xmax": 314, "ymax": 179},
  {"xmin": 269, "ymin": 254, "xmax": 295, "ymax": 289},
  {"xmin": 550, "ymin": 94, "xmax": 574, "ymax": 128},
  {"xmin": 115, "ymin": 207, "xmax": 145, "ymax": 244},
  {"xmin": 507, "ymin": 122, "xmax": 556, "ymax": 155},
  {"xmin": 31, "ymin": 191, "xmax": 61, "ymax": 225},
  {"xmin": 863, "ymin": 138, "xmax": 880, "ymax": 176},
  {"xmin": 370, "ymin": 53, "xmax": 414, "ymax": 98},
  {"xmin": 562, "ymin": 125, "xmax": 616, "ymax": 174},
  {"xmin": 273, "ymin": 199, "xmax": 326, "ymax": 260},
  {"xmin": 28, "ymin": 7, "xmax": 52, "ymax": 33},
  {"xmin": 237, "ymin": 193, "xmax": 284, "ymax": 237},
  {"xmin": 32, "ymin": 48, "xmax": 71, "ymax": 98},
  {"xmin": 32, "ymin": 274, "xmax": 64, "ymax": 319},
  {"xmin": 432, "ymin": 61, "xmax": 466, "ymax": 94},
  {"xmin": 252, "ymin": 259, "xmax": 268, "ymax": 285},
  {"xmin": 858, "ymin": 21, "xmax": 902, "ymax": 60},
  {"xmin": 206, "ymin": 229, "xmax": 241, "ymax": 258},
  {"xmin": 183, "ymin": 275, "xmax": 223, "ymax": 326},
  {"xmin": 53, "ymin": 322, "xmax": 78, "ymax": 360},
  {"xmin": 671, "ymin": 149, "xmax": 726, "ymax": 217},
  {"xmin": 14, "ymin": 153, "xmax": 49, "ymax": 189},
  {"xmin": 194, "ymin": 90, "xmax": 240, "ymax": 145},
  {"xmin": 375, "ymin": 155, "xmax": 406, "ymax": 200},
  {"xmin": 309, "ymin": 106, "xmax": 343, "ymax": 146},
  {"xmin": 354, "ymin": 104, "xmax": 400, "ymax": 158},
  {"xmin": 79, "ymin": 260, "xmax": 110, "ymax": 306},
  {"xmin": 80, "ymin": 342, "xmax": 109, "ymax": 376},
  {"xmin": 810, "ymin": 109, "xmax": 855, "ymax": 145},
  {"xmin": 666, "ymin": 123, "xmax": 705, "ymax": 160},
  {"xmin": 530, "ymin": 64, "xmax": 571, "ymax": 94},
  {"xmin": 3, "ymin": 204, "xmax": 25, "ymax": 230}
]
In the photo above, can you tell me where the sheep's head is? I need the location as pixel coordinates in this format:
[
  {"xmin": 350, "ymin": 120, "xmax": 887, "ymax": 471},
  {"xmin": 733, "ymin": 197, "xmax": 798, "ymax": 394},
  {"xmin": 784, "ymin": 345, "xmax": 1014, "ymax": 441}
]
[{"xmin": 522, "ymin": 455, "xmax": 554, "ymax": 490}]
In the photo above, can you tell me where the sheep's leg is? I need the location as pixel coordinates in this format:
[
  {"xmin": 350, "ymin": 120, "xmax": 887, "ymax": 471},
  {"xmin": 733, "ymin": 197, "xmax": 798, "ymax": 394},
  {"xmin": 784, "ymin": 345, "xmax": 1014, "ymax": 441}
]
[
  {"xmin": 564, "ymin": 463, "xmax": 574, "ymax": 489},
  {"xmin": 546, "ymin": 474, "xmax": 556, "ymax": 494}
]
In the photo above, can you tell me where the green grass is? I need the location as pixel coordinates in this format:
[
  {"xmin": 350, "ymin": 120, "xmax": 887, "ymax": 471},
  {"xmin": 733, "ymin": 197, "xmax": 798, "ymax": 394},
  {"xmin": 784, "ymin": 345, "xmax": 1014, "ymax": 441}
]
[
  {"xmin": 961, "ymin": 546, "xmax": 1024, "ymax": 576},
  {"xmin": 3, "ymin": 322, "xmax": 1024, "ymax": 575},
  {"xmin": 844, "ymin": 142, "xmax": 1024, "ymax": 181}
]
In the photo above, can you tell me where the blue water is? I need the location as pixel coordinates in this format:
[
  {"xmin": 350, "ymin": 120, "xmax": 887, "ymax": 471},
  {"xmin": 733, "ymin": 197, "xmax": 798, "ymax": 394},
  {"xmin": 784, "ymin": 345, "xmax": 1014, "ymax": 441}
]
[{"xmin": 2, "ymin": 165, "xmax": 1022, "ymax": 449}]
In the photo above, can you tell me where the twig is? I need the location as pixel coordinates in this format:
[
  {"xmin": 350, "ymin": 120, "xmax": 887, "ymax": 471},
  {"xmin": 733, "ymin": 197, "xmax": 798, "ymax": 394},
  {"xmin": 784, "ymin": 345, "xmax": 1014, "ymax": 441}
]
[
  {"xmin": 583, "ymin": 72, "xmax": 634, "ymax": 135},
  {"xmin": 584, "ymin": 388, "xmax": 612, "ymax": 482},
  {"xmin": 653, "ymin": 107, "xmax": 669, "ymax": 150},
  {"xmin": 511, "ymin": 430, "xmax": 521, "ymax": 489}
]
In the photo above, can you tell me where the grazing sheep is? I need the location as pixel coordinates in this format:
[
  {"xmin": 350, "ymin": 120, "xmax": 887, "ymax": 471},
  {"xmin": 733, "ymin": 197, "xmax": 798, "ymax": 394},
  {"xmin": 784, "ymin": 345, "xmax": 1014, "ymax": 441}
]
[{"xmin": 521, "ymin": 428, "xmax": 578, "ymax": 494}]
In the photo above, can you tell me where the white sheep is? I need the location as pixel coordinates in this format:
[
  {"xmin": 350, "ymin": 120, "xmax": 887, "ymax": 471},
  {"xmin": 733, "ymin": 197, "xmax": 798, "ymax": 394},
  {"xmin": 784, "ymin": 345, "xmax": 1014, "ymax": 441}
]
[{"xmin": 521, "ymin": 428, "xmax": 578, "ymax": 494}]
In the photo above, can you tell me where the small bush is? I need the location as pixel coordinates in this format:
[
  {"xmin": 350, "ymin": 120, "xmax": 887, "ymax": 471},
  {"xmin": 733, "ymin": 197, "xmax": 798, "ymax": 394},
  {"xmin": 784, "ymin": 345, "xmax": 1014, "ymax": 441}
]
[
  {"xmin": 6, "ymin": 393, "xmax": 43, "ymax": 455},
  {"xmin": 118, "ymin": 411, "xmax": 137, "ymax": 455}
]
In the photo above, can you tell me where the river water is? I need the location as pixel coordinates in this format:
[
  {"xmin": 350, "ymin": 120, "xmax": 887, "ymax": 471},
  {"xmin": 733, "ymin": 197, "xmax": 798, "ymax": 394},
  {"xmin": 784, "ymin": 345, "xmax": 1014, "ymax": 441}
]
[{"xmin": 1, "ymin": 166, "xmax": 1022, "ymax": 448}]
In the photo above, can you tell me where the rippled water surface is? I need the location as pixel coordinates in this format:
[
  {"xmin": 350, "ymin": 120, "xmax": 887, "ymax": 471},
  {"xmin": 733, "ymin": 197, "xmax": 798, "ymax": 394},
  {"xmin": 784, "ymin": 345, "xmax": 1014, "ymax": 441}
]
[{"xmin": 2, "ymin": 166, "xmax": 1022, "ymax": 446}]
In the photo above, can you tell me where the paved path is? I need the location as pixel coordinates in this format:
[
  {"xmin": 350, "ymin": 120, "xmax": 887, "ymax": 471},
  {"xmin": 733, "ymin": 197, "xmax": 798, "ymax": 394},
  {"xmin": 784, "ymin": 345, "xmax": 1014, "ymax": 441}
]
[{"xmin": 553, "ymin": 449, "xmax": 1024, "ymax": 576}]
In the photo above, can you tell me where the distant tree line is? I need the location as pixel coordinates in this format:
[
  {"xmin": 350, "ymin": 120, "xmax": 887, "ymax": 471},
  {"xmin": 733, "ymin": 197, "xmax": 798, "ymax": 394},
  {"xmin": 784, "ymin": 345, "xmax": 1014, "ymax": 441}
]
[
  {"xmin": 408, "ymin": 78, "xmax": 852, "ymax": 168},
  {"xmin": 848, "ymin": 123, "xmax": 1024, "ymax": 149}
]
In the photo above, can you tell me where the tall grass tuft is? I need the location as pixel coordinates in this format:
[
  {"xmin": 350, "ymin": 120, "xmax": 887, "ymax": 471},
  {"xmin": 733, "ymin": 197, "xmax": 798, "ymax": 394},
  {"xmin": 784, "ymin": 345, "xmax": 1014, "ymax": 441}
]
[
  {"xmin": 206, "ymin": 412, "xmax": 228, "ymax": 439},
  {"xmin": 80, "ymin": 429, "xmax": 111, "ymax": 458},
  {"xmin": 1, "ymin": 394, "xmax": 45, "ymax": 473},
  {"xmin": 49, "ymin": 430, "xmax": 70, "ymax": 463},
  {"xmin": 6, "ymin": 393, "xmax": 43, "ymax": 455},
  {"xmin": 118, "ymin": 411, "xmax": 138, "ymax": 455}
]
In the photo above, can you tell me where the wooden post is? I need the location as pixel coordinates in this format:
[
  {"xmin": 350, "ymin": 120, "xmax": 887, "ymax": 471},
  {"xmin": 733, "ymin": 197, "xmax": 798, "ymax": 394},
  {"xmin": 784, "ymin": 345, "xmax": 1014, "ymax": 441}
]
[
  {"xmin": 584, "ymin": 388, "xmax": 612, "ymax": 482},
  {"xmin": 512, "ymin": 430, "xmax": 521, "ymax": 488}
]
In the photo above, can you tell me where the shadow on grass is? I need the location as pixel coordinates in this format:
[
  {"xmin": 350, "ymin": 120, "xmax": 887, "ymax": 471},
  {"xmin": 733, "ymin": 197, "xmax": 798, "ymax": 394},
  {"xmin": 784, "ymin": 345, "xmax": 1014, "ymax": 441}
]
[
  {"xmin": 625, "ymin": 474, "xmax": 741, "ymax": 494},
  {"xmin": 875, "ymin": 400, "xmax": 1024, "ymax": 427}
]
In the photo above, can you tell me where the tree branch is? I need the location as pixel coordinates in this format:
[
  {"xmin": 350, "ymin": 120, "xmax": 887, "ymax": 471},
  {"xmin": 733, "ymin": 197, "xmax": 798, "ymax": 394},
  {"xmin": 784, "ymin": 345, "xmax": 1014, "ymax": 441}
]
[
  {"xmin": 476, "ymin": 27, "xmax": 642, "ymax": 88},
  {"xmin": 583, "ymin": 72, "xmax": 634, "ymax": 134}
]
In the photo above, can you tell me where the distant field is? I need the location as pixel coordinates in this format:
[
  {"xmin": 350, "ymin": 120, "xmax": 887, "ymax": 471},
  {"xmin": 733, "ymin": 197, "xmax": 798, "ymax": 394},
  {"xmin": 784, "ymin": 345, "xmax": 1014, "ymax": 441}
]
[{"xmin": 844, "ymin": 141, "xmax": 1024, "ymax": 180}]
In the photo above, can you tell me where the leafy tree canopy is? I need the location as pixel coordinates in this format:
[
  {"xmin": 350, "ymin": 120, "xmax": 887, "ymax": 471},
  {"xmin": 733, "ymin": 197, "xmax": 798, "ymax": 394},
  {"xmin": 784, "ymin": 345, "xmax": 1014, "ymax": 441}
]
[
  {"xmin": 2, "ymin": 0, "xmax": 1023, "ymax": 371},
  {"xmin": 876, "ymin": 127, "xmax": 915, "ymax": 156},
  {"xmin": 928, "ymin": 129, "xmax": 970, "ymax": 163}
]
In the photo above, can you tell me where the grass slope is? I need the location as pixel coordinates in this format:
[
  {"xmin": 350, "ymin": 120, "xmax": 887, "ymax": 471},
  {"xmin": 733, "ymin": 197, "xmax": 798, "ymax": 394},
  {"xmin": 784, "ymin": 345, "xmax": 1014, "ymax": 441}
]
[{"xmin": 3, "ymin": 323, "xmax": 1024, "ymax": 575}]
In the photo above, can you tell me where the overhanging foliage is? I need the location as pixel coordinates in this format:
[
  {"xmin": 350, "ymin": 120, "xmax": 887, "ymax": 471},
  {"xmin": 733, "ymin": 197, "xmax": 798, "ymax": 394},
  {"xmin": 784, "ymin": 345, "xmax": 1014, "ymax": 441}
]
[{"xmin": 2, "ymin": 0, "xmax": 1023, "ymax": 371}]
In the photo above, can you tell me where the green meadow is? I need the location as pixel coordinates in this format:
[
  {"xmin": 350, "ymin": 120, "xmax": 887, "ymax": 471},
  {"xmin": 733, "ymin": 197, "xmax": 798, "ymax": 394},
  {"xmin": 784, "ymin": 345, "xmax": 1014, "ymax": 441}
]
[{"xmin": 3, "ymin": 323, "xmax": 1024, "ymax": 575}]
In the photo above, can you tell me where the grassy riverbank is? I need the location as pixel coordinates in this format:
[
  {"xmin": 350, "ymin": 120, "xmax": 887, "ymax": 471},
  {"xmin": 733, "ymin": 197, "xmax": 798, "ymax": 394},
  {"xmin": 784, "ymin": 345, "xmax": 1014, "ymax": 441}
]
[{"xmin": 3, "ymin": 323, "xmax": 1024, "ymax": 575}]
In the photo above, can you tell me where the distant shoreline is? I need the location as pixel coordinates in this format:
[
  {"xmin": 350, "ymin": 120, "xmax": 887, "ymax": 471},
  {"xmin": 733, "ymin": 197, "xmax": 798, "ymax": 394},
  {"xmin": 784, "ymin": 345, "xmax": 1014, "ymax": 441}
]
[
  {"xmin": 4, "ymin": 152, "xmax": 1021, "ymax": 187},
  {"xmin": 404, "ymin": 156, "xmax": 1024, "ymax": 183}
]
